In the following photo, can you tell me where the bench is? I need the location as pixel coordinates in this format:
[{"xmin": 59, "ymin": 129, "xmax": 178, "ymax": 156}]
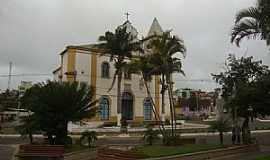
[
  {"xmin": 16, "ymin": 144, "xmax": 64, "ymax": 160},
  {"xmin": 96, "ymin": 147, "xmax": 144, "ymax": 160}
]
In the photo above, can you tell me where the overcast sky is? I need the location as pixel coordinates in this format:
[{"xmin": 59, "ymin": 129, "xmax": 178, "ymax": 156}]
[{"xmin": 0, "ymin": 0, "xmax": 269, "ymax": 91}]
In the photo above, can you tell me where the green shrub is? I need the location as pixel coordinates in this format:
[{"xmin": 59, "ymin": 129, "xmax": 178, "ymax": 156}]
[
  {"xmin": 143, "ymin": 127, "xmax": 159, "ymax": 145},
  {"xmin": 165, "ymin": 119, "xmax": 170, "ymax": 125},
  {"xmin": 80, "ymin": 131, "xmax": 98, "ymax": 148},
  {"xmin": 163, "ymin": 134, "xmax": 182, "ymax": 146},
  {"xmin": 65, "ymin": 136, "xmax": 73, "ymax": 146}
]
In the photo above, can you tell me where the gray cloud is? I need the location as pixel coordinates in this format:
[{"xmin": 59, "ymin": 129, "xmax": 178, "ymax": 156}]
[{"xmin": 0, "ymin": 0, "xmax": 269, "ymax": 91}]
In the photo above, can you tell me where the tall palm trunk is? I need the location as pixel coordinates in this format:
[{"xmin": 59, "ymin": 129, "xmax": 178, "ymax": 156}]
[
  {"xmin": 161, "ymin": 74, "xmax": 165, "ymax": 115},
  {"xmin": 142, "ymin": 75, "xmax": 166, "ymax": 137},
  {"xmin": 169, "ymin": 74, "xmax": 177, "ymax": 132},
  {"xmin": 166, "ymin": 74, "xmax": 175, "ymax": 136},
  {"xmin": 117, "ymin": 71, "xmax": 122, "ymax": 126}
]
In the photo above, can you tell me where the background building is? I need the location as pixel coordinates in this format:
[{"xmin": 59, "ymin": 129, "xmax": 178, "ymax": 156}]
[{"xmin": 174, "ymin": 88, "xmax": 218, "ymax": 120}]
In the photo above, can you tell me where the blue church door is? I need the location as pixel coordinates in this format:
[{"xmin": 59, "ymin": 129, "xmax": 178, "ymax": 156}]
[{"xmin": 121, "ymin": 92, "xmax": 133, "ymax": 120}]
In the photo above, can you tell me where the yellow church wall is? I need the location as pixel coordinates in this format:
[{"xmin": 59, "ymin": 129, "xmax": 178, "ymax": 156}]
[
  {"xmin": 66, "ymin": 48, "xmax": 76, "ymax": 82},
  {"xmin": 134, "ymin": 116, "xmax": 144, "ymax": 122},
  {"xmin": 155, "ymin": 75, "xmax": 160, "ymax": 117},
  {"xmin": 90, "ymin": 53, "xmax": 97, "ymax": 97}
]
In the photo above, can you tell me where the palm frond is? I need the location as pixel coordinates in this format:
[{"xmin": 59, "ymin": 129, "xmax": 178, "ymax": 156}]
[
  {"xmin": 231, "ymin": 19, "xmax": 261, "ymax": 46},
  {"xmin": 235, "ymin": 7, "xmax": 261, "ymax": 23}
]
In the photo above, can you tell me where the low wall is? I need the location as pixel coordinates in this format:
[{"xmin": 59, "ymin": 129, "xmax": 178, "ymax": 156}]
[{"xmin": 144, "ymin": 144, "xmax": 259, "ymax": 160}]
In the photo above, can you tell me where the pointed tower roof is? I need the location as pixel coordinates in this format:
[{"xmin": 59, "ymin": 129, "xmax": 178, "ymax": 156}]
[{"xmin": 147, "ymin": 18, "xmax": 163, "ymax": 36}]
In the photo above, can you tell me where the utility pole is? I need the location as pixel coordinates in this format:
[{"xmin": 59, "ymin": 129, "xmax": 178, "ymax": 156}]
[{"xmin": 8, "ymin": 62, "xmax": 12, "ymax": 90}]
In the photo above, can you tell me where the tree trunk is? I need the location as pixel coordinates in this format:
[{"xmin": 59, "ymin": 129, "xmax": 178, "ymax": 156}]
[
  {"xmin": 242, "ymin": 117, "xmax": 250, "ymax": 144},
  {"xmin": 56, "ymin": 122, "xmax": 68, "ymax": 145},
  {"xmin": 220, "ymin": 132, "xmax": 224, "ymax": 145},
  {"xmin": 168, "ymin": 74, "xmax": 177, "ymax": 133},
  {"xmin": 142, "ymin": 75, "xmax": 166, "ymax": 137},
  {"xmin": 161, "ymin": 74, "xmax": 165, "ymax": 115},
  {"xmin": 166, "ymin": 74, "xmax": 174, "ymax": 137},
  {"xmin": 29, "ymin": 131, "xmax": 33, "ymax": 144},
  {"xmin": 117, "ymin": 72, "xmax": 122, "ymax": 126},
  {"xmin": 149, "ymin": 137, "xmax": 153, "ymax": 145},
  {"xmin": 88, "ymin": 137, "xmax": 91, "ymax": 148},
  {"xmin": 48, "ymin": 134, "xmax": 54, "ymax": 145}
]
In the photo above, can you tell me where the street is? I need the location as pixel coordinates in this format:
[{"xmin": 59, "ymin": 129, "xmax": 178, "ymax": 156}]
[
  {"xmin": 2, "ymin": 131, "xmax": 270, "ymax": 160},
  {"xmin": 0, "ymin": 145, "xmax": 17, "ymax": 160}
]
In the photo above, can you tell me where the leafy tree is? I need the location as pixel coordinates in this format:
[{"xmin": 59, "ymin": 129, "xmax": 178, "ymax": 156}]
[
  {"xmin": 188, "ymin": 92, "xmax": 198, "ymax": 111},
  {"xmin": 97, "ymin": 26, "xmax": 143, "ymax": 125},
  {"xmin": 209, "ymin": 118, "xmax": 231, "ymax": 145},
  {"xmin": 80, "ymin": 131, "xmax": 98, "ymax": 148},
  {"xmin": 20, "ymin": 81, "xmax": 97, "ymax": 145},
  {"xmin": 231, "ymin": 0, "xmax": 270, "ymax": 46},
  {"xmin": 0, "ymin": 89, "xmax": 19, "ymax": 111},
  {"xmin": 213, "ymin": 54, "xmax": 270, "ymax": 144},
  {"xmin": 148, "ymin": 31, "xmax": 186, "ymax": 136}
]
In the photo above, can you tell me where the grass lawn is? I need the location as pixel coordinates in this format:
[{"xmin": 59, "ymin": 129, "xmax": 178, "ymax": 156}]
[
  {"xmin": 255, "ymin": 154, "xmax": 270, "ymax": 160},
  {"xmin": 1, "ymin": 127, "xmax": 18, "ymax": 134},
  {"xmin": 135, "ymin": 144, "xmax": 223, "ymax": 158}
]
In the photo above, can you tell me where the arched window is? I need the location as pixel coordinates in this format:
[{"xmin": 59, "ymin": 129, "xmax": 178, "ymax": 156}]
[
  {"xmin": 100, "ymin": 96, "xmax": 110, "ymax": 120},
  {"xmin": 144, "ymin": 99, "xmax": 152, "ymax": 120},
  {"xmin": 101, "ymin": 62, "xmax": 110, "ymax": 78}
]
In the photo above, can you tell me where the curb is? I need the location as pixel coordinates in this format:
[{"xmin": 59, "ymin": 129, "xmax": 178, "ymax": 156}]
[{"xmin": 142, "ymin": 144, "xmax": 259, "ymax": 160}]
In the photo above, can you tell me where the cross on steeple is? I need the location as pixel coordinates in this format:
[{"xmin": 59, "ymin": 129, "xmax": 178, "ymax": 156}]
[{"xmin": 125, "ymin": 12, "xmax": 130, "ymax": 21}]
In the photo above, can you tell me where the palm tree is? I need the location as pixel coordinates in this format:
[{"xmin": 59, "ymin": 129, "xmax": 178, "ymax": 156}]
[
  {"xmin": 80, "ymin": 131, "xmax": 98, "ymax": 148},
  {"xmin": 148, "ymin": 31, "xmax": 186, "ymax": 136},
  {"xmin": 209, "ymin": 118, "xmax": 231, "ymax": 145},
  {"xmin": 20, "ymin": 81, "xmax": 97, "ymax": 145},
  {"xmin": 97, "ymin": 26, "xmax": 143, "ymax": 125},
  {"xmin": 231, "ymin": 0, "xmax": 270, "ymax": 46},
  {"xmin": 128, "ymin": 56, "xmax": 166, "ymax": 136}
]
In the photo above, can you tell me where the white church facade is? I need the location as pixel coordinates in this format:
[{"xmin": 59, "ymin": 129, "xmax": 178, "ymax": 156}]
[{"xmin": 53, "ymin": 18, "xmax": 171, "ymax": 125}]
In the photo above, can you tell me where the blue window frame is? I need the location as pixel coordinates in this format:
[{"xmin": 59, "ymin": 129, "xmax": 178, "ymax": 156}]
[
  {"xmin": 100, "ymin": 97, "xmax": 109, "ymax": 120},
  {"xmin": 144, "ymin": 100, "xmax": 152, "ymax": 120}
]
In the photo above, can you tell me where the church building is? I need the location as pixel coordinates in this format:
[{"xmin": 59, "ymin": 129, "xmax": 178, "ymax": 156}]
[{"xmin": 53, "ymin": 18, "xmax": 171, "ymax": 125}]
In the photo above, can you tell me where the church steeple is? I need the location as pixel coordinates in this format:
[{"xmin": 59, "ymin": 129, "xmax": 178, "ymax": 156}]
[
  {"xmin": 147, "ymin": 17, "xmax": 163, "ymax": 36},
  {"xmin": 117, "ymin": 18, "xmax": 138, "ymax": 39},
  {"xmin": 125, "ymin": 12, "xmax": 130, "ymax": 21}
]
